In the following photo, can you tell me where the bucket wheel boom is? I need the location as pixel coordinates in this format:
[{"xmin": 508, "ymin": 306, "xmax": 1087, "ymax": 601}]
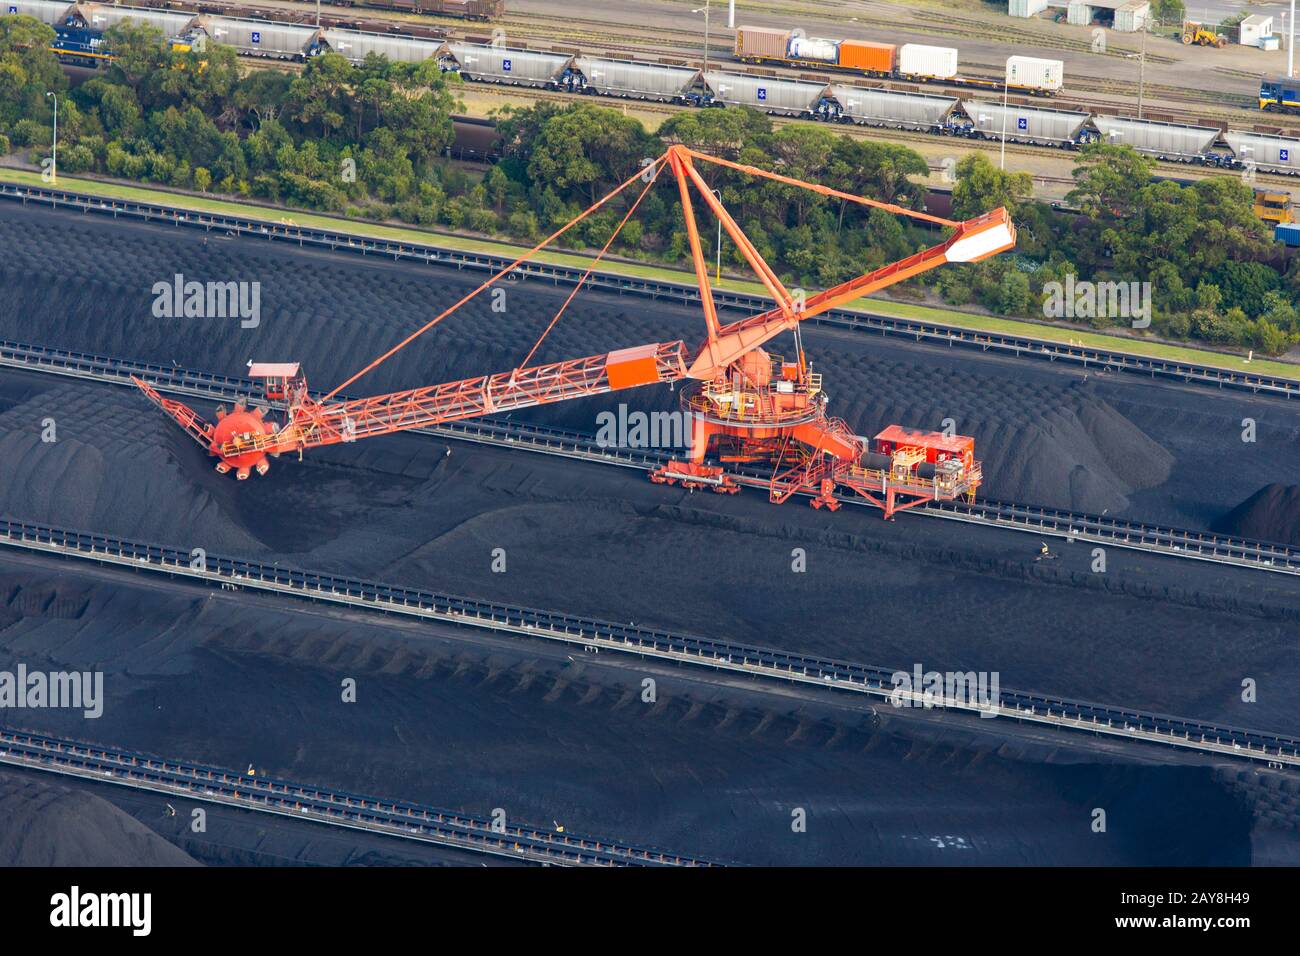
[{"xmin": 135, "ymin": 143, "xmax": 1015, "ymax": 495}]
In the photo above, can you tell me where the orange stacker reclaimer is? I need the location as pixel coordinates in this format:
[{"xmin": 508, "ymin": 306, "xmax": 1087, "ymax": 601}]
[{"xmin": 134, "ymin": 144, "xmax": 1015, "ymax": 518}]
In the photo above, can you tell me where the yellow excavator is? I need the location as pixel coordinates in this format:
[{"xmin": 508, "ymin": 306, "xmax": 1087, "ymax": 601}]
[{"xmin": 1182, "ymin": 21, "xmax": 1227, "ymax": 47}]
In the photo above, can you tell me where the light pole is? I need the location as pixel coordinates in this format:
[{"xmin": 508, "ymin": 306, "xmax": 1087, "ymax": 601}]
[
  {"xmin": 999, "ymin": 70, "xmax": 1009, "ymax": 170},
  {"xmin": 1291, "ymin": 0, "xmax": 1297, "ymax": 77},
  {"xmin": 1137, "ymin": 15, "xmax": 1148, "ymax": 119},
  {"xmin": 692, "ymin": 1, "xmax": 711, "ymax": 72},
  {"xmin": 711, "ymin": 187, "xmax": 722, "ymax": 283},
  {"xmin": 728, "ymin": 0, "xmax": 734, "ymax": 29},
  {"xmin": 45, "ymin": 92, "xmax": 57, "ymax": 185}
]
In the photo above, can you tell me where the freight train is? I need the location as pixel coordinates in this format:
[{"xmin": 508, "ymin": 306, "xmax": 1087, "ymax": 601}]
[
  {"xmin": 307, "ymin": 0, "xmax": 500, "ymax": 17},
  {"xmin": 114, "ymin": 0, "xmax": 501, "ymax": 21},
  {"xmin": 7, "ymin": 3, "xmax": 1300, "ymax": 179},
  {"xmin": 1261, "ymin": 76, "xmax": 1300, "ymax": 114},
  {"xmin": 430, "ymin": 41, "xmax": 1300, "ymax": 177},
  {"xmin": 734, "ymin": 25, "xmax": 1063, "ymax": 96}
]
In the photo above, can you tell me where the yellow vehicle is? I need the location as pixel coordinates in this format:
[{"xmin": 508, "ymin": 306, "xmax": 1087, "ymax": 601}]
[
  {"xmin": 1182, "ymin": 21, "xmax": 1227, "ymax": 47},
  {"xmin": 170, "ymin": 31, "xmax": 208, "ymax": 54},
  {"xmin": 1253, "ymin": 190, "xmax": 1294, "ymax": 225}
]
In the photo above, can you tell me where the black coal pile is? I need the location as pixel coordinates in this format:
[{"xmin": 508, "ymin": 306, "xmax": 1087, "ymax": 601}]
[
  {"xmin": 0, "ymin": 770, "xmax": 198, "ymax": 866},
  {"xmin": 0, "ymin": 382, "xmax": 267, "ymax": 553},
  {"xmin": 0, "ymin": 203, "xmax": 1188, "ymax": 517},
  {"xmin": 828, "ymin": 355, "xmax": 1175, "ymax": 514},
  {"xmin": 1213, "ymin": 484, "xmax": 1300, "ymax": 546}
]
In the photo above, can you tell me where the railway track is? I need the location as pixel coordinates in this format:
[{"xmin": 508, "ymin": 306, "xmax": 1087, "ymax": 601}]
[
  {"xmin": 0, "ymin": 517, "xmax": 1295, "ymax": 769},
  {"xmin": 236, "ymin": 66, "xmax": 1299, "ymax": 193},
  {"xmin": 0, "ymin": 727, "xmax": 714, "ymax": 865},
  {"xmin": 2, "ymin": 180, "xmax": 1296, "ymax": 399},
  {"xmin": 271, "ymin": 0, "xmax": 1295, "ymax": 129},
  {"xmin": 448, "ymin": 80, "xmax": 1084, "ymax": 181},
  {"xmin": 442, "ymin": 80, "xmax": 1298, "ymax": 191},
  {"xmin": 44, "ymin": 2, "xmax": 1300, "ymax": 188},
  {"xmin": 452, "ymin": 9, "xmax": 1276, "ymax": 128},
  {"xmin": 56, "ymin": 0, "xmax": 1300, "ymax": 138}
]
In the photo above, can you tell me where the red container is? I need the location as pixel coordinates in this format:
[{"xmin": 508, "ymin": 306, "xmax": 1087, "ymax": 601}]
[{"xmin": 874, "ymin": 425, "xmax": 973, "ymax": 467}]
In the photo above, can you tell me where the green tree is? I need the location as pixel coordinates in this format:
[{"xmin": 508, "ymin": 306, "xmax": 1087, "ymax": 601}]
[
  {"xmin": 286, "ymin": 52, "xmax": 353, "ymax": 139},
  {"xmin": 657, "ymin": 106, "xmax": 772, "ymax": 157},
  {"xmin": 103, "ymin": 21, "xmax": 169, "ymax": 95},
  {"xmin": 1151, "ymin": 0, "xmax": 1186, "ymax": 25},
  {"xmin": 0, "ymin": 17, "xmax": 66, "ymax": 131},
  {"xmin": 147, "ymin": 42, "xmax": 241, "ymax": 115},
  {"xmin": 825, "ymin": 138, "xmax": 928, "ymax": 210},
  {"xmin": 1066, "ymin": 143, "xmax": 1157, "ymax": 220},
  {"xmin": 951, "ymin": 153, "xmax": 1032, "ymax": 220},
  {"xmin": 232, "ymin": 69, "xmax": 293, "ymax": 129},
  {"xmin": 522, "ymin": 104, "xmax": 656, "ymax": 206}
]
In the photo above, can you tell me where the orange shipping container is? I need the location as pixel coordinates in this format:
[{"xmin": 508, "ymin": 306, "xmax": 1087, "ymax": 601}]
[{"xmin": 837, "ymin": 40, "xmax": 896, "ymax": 74}]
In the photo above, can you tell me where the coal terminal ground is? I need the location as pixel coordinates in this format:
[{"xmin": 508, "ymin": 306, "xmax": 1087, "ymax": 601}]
[{"xmin": 0, "ymin": 199, "xmax": 1297, "ymax": 865}]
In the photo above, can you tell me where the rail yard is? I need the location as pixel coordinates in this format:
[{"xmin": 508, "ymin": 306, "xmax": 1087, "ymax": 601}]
[
  {"xmin": 0, "ymin": 0, "xmax": 1293, "ymax": 931},
  {"xmin": 12, "ymin": 0, "xmax": 1300, "ymax": 216}
]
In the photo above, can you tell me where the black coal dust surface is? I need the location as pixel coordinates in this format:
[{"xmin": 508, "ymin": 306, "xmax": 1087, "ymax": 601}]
[
  {"xmin": 0, "ymin": 551, "xmax": 1283, "ymax": 866},
  {"xmin": 2, "ymin": 204, "xmax": 1299, "ymax": 864},
  {"xmin": 3, "ymin": 367, "xmax": 1300, "ymax": 735},
  {"xmin": 1214, "ymin": 484, "xmax": 1300, "ymax": 547},
  {"xmin": 0, "ymin": 768, "xmax": 198, "ymax": 866},
  {"xmin": 0, "ymin": 764, "xmax": 524, "ymax": 866},
  {"xmin": 2, "ymin": 200, "xmax": 1296, "ymax": 524}
]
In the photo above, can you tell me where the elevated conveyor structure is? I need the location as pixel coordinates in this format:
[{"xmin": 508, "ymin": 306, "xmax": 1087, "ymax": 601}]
[{"xmin": 135, "ymin": 144, "xmax": 1016, "ymax": 517}]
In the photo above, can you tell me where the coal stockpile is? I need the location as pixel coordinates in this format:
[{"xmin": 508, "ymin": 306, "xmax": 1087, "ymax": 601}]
[
  {"xmin": 3, "ymin": 201, "xmax": 1300, "ymax": 866},
  {"xmin": 0, "ymin": 769, "xmax": 199, "ymax": 866},
  {"xmin": 1098, "ymin": 382, "xmax": 1300, "ymax": 530},
  {"xmin": 0, "ymin": 198, "xmax": 1298, "ymax": 725},
  {"xmin": 1214, "ymin": 484, "xmax": 1300, "ymax": 546},
  {"xmin": 0, "ymin": 552, "xmax": 1275, "ymax": 866},
  {"xmin": 0, "ymin": 381, "xmax": 268, "ymax": 554},
  {"xmin": 4, "ymin": 366, "xmax": 1300, "ymax": 737},
  {"xmin": 0, "ymin": 201, "xmax": 1269, "ymax": 520},
  {"xmin": 825, "ymin": 355, "xmax": 1175, "ymax": 515}
]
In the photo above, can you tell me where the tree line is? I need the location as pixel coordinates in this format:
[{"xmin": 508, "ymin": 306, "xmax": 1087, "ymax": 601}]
[{"xmin": 0, "ymin": 15, "xmax": 1295, "ymax": 354}]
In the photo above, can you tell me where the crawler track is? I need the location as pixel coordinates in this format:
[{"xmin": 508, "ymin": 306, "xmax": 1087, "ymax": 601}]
[{"xmin": 0, "ymin": 728, "xmax": 715, "ymax": 865}]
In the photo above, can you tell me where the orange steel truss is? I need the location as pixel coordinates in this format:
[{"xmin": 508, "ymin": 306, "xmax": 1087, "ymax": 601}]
[{"xmin": 136, "ymin": 143, "xmax": 1016, "ymax": 516}]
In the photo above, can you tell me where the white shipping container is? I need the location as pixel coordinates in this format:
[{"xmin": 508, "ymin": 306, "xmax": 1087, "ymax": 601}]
[
  {"xmin": 898, "ymin": 44, "xmax": 958, "ymax": 79},
  {"xmin": 788, "ymin": 36, "xmax": 838, "ymax": 62},
  {"xmin": 1006, "ymin": 55, "xmax": 1063, "ymax": 92},
  {"xmin": 1240, "ymin": 14, "xmax": 1273, "ymax": 47},
  {"xmin": 1008, "ymin": 0, "xmax": 1049, "ymax": 17},
  {"xmin": 1114, "ymin": 1, "xmax": 1151, "ymax": 34}
]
